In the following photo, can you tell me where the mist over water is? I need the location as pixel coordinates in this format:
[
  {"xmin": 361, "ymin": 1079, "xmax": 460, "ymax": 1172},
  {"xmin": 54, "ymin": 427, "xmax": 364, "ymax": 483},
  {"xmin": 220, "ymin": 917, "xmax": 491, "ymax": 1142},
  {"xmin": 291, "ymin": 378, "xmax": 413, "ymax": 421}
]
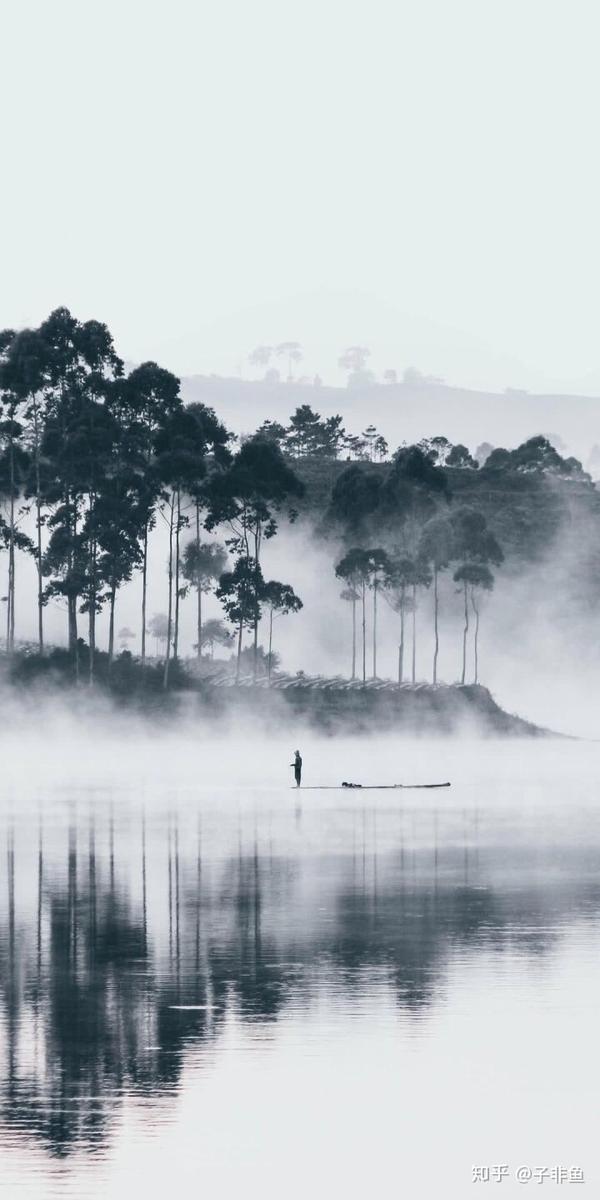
[{"xmin": 0, "ymin": 733, "xmax": 599, "ymax": 1198}]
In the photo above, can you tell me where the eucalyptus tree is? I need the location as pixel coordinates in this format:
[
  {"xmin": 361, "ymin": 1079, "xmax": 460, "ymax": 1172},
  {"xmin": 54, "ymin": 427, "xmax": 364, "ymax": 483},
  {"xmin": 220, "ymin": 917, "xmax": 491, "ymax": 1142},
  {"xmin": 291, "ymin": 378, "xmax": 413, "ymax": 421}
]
[
  {"xmin": 206, "ymin": 437, "xmax": 304, "ymax": 674},
  {"xmin": 0, "ymin": 326, "xmax": 50, "ymax": 652},
  {"xmin": 382, "ymin": 556, "xmax": 414, "ymax": 683},
  {"xmin": 453, "ymin": 562, "xmax": 494, "ymax": 683},
  {"xmin": 262, "ymin": 579, "xmax": 303, "ymax": 681},
  {"xmin": 96, "ymin": 373, "xmax": 150, "ymax": 663},
  {"xmin": 153, "ymin": 407, "xmax": 209, "ymax": 687},
  {"xmin": 366, "ymin": 548, "xmax": 392, "ymax": 679},
  {"xmin": 334, "ymin": 548, "xmax": 378, "ymax": 683},
  {"xmin": 383, "ymin": 554, "xmax": 432, "ymax": 684},
  {"xmin": 419, "ymin": 515, "xmax": 454, "ymax": 684},
  {"xmin": 407, "ymin": 557, "xmax": 432, "ymax": 683},
  {"xmin": 95, "ymin": 474, "xmax": 145, "ymax": 664},
  {"xmin": 124, "ymin": 362, "xmax": 181, "ymax": 668},
  {"xmin": 181, "ymin": 540, "xmax": 227, "ymax": 659},
  {"xmin": 338, "ymin": 586, "xmax": 360, "ymax": 679},
  {"xmin": 38, "ymin": 311, "xmax": 123, "ymax": 680},
  {"xmin": 0, "ymin": 338, "xmax": 32, "ymax": 654},
  {"xmin": 216, "ymin": 555, "xmax": 265, "ymax": 679},
  {"xmin": 183, "ymin": 401, "xmax": 231, "ymax": 659},
  {"xmin": 452, "ymin": 508, "xmax": 503, "ymax": 684}
]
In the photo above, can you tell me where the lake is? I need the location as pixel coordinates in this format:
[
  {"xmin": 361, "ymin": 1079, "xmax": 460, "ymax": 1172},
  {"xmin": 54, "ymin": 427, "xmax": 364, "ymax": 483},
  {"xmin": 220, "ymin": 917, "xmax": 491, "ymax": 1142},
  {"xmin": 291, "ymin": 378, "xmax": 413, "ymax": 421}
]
[{"xmin": 0, "ymin": 732, "xmax": 598, "ymax": 1198}]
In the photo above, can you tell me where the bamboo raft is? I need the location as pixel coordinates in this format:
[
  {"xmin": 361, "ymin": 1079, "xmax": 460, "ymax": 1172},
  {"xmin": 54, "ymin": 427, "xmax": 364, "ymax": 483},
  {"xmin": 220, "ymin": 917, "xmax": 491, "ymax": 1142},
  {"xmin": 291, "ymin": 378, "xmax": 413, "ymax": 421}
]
[{"xmin": 293, "ymin": 782, "xmax": 451, "ymax": 790}]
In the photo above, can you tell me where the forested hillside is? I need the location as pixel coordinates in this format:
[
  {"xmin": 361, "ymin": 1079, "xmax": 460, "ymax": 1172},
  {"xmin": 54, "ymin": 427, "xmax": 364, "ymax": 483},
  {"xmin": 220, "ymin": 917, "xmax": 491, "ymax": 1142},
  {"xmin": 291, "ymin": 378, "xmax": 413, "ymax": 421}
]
[{"xmin": 1, "ymin": 307, "xmax": 599, "ymax": 706}]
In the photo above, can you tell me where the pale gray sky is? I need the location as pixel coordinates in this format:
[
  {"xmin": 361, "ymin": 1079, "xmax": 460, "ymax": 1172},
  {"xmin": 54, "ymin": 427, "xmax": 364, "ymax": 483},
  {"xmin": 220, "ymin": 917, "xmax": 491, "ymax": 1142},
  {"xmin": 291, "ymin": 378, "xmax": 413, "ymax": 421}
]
[{"xmin": 2, "ymin": 0, "xmax": 599, "ymax": 392}]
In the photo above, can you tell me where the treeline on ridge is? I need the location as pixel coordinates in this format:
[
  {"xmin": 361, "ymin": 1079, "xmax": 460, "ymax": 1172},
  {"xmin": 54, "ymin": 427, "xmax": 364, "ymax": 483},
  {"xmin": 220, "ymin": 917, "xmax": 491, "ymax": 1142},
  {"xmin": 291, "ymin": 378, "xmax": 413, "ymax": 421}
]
[{"xmin": 0, "ymin": 308, "xmax": 593, "ymax": 692}]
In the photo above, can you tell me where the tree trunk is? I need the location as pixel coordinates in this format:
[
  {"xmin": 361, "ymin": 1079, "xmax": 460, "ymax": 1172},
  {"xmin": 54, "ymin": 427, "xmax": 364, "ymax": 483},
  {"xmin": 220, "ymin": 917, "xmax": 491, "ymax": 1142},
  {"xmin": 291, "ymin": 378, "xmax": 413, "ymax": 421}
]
[
  {"xmin": 361, "ymin": 580, "xmax": 366, "ymax": 683},
  {"xmin": 253, "ymin": 529, "xmax": 261, "ymax": 680},
  {"xmin": 268, "ymin": 606, "xmax": 273, "ymax": 682},
  {"xmin": 461, "ymin": 580, "xmax": 469, "ymax": 685},
  {"xmin": 6, "ymin": 436, "xmax": 15, "ymax": 655},
  {"xmin": 471, "ymin": 589, "xmax": 480, "ymax": 684},
  {"xmin": 351, "ymin": 596, "xmax": 356, "ymax": 680},
  {"xmin": 253, "ymin": 584, "xmax": 259, "ymax": 676},
  {"xmin": 372, "ymin": 579, "xmax": 378, "ymax": 679},
  {"xmin": 88, "ymin": 505, "xmax": 96, "ymax": 686},
  {"xmin": 411, "ymin": 583, "xmax": 417, "ymax": 684},
  {"xmin": 141, "ymin": 522, "xmax": 148, "ymax": 668},
  {"xmin": 33, "ymin": 399, "xmax": 44, "ymax": 654},
  {"xmin": 69, "ymin": 500, "xmax": 80, "ymax": 683},
  {"xmin": 433, "ymin": 565, "xmax": 439, "ymax": 685},
  {"xmin": 108, "ymin": 583, "xmax": 117, "ymax": 663},
  {"xmin": 173, "ymin": 489, "xmax": 181, "ymax": 664},
  {"xmin": 163, "ymin": 495, "xmax": 175, "ymax": 690},
  {"xmin": 236, "ymin": 614, "xmax": 244, "ymax": 681},
  {"xmin": 398, "ymin": 585, "xmax": 405, "ymax": 684},
  {"xmin": 196, "ymin": 503, "xmax": 202, "ymax": 659},
  {"xmin": 68, "ymin": 597, "xmax": 77, "ymax": 652}
]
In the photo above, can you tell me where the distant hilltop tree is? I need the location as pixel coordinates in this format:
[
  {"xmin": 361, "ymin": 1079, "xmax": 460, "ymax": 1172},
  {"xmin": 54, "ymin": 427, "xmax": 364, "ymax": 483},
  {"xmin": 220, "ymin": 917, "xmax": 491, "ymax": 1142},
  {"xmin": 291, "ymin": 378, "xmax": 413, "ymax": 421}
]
[
  {"xmin": 361, "ymin": 425, "xmax": 388, "ymax": 462},
  {"xmin": 447, "ymin": 443, "xmax": 478, "ymax": 469},
  {"xmin": 402, "ymin": 367, "xmax": 444, "ymax": 387},
  {"xmin": 338, "ymin": 346, "xmax": 375, "ymax": 389},
  {"xmin": 483, "ymin": 436, "xmax": 589, "ymax": 479},
  {"xmin": 275, "ymin": 342, "xmax": 303, "ymax": 381},
  {"xmin": 248, "ymin": 345, "xmax": 273, "ymax": 371},
  {"xmin": 452, "ymin": 508, "xmax": 503, "ymax": 685},
  {"xmin": 286, "ymin": 405, "xmax": 346, "ymax": 459},
  {"xmin": 419, "ymin": 436, "xmax": 478, "ymax": 470},
  {"xmin": 255, "ymin": 419, "xmax": 288, "ymax": 450}
]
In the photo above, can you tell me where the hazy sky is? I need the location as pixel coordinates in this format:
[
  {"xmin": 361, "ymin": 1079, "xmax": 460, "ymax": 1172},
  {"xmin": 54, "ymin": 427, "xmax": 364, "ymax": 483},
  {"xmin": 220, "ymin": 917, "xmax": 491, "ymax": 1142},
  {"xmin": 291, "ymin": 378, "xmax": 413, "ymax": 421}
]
[{"xmin": 3, "ymin": 0, "xmax": 600, "ymax": 393}]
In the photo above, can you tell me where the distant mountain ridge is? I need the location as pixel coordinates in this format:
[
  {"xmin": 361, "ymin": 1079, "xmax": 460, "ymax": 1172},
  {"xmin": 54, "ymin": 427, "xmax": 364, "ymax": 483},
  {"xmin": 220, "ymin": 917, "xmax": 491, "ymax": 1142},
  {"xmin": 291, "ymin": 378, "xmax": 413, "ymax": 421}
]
[{"xmin": 180, "ymin": 373, "xmax": 600, "ymax": 464}]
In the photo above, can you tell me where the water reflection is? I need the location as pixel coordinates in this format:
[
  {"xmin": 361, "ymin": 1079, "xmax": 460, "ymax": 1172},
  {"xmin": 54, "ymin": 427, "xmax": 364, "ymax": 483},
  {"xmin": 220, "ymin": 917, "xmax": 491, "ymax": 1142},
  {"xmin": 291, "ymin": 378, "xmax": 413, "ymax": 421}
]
[{"xmin": 1, "ymin": 796, "xmax": 600, "ymax": 1162}]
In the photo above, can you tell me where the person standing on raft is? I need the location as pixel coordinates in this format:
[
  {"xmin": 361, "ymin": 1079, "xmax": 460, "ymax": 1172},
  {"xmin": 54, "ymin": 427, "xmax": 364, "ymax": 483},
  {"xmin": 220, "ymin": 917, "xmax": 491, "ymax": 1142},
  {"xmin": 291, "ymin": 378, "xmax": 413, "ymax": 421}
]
[{"xmin": 291, "ymin": 750, "xmax": 302, "ymax": 787}]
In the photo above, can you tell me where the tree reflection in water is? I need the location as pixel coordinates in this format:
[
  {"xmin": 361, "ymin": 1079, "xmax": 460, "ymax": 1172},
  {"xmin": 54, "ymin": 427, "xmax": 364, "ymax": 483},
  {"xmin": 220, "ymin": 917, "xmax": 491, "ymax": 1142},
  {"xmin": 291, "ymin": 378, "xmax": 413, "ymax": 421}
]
[{"xmin": 0, "ymin": 800, "xmax": 599, "ymax": 1157}]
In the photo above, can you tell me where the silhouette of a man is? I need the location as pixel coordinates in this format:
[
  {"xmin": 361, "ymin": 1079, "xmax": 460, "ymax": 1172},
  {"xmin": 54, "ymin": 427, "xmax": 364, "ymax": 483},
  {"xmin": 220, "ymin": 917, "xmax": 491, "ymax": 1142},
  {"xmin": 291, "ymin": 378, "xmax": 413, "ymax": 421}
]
[{"xmin": 291, "ymin": 750, "xmax": 302, "ymax": 787}]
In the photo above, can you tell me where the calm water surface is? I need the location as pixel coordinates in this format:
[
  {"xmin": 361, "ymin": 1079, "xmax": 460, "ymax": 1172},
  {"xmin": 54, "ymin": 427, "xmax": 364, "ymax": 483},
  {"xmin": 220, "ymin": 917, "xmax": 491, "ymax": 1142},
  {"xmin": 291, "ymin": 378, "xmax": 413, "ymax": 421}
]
[{"xmin": 0, "ymin": 735, "xmax": 598, "ymax": 1198}]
